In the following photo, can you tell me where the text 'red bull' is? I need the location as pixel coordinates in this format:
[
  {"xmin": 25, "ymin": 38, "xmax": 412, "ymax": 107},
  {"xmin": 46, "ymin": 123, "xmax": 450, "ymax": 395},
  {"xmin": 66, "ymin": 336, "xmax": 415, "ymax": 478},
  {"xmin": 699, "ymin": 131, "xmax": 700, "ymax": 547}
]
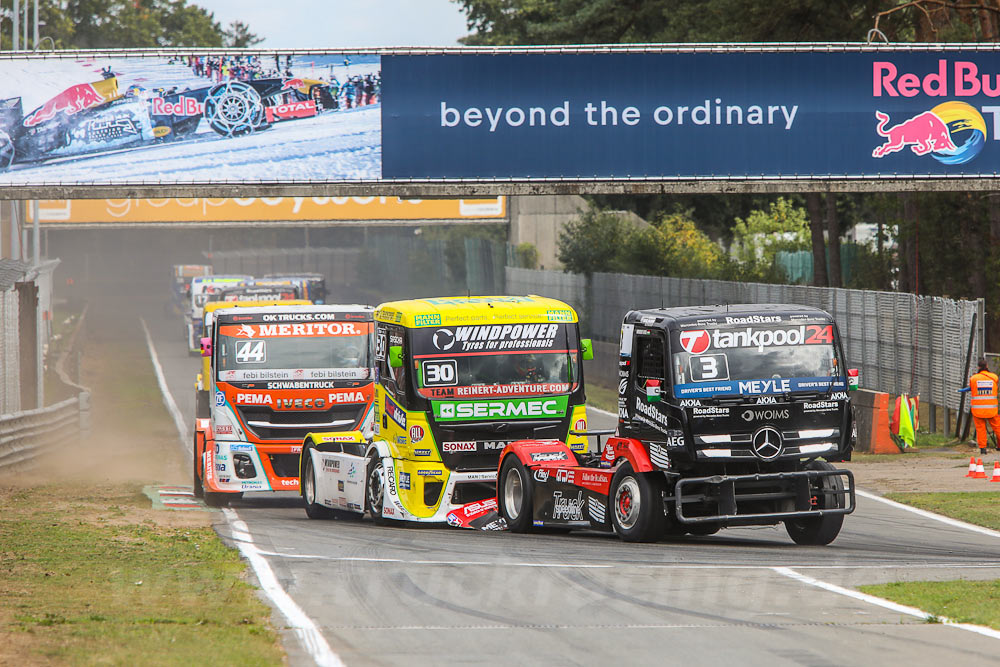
[
  {"xmin": 150, "ymin": 96, "xmax": 204, "ymax": 116},
  {"xmin": 871, "ymin": 110, "xmax": 957, "ymax": 158},
  {"xmin": 23, "ymin": 83, "xmax": 107, "ymax": 127},
  {"xmin": 875, "ymin": 60, "xmax": 1000, "ymax": 97}
]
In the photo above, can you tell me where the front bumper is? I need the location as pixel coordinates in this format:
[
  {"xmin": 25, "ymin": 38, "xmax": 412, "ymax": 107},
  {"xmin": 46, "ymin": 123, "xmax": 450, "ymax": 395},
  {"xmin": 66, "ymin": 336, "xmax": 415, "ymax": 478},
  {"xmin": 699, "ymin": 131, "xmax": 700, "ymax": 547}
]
[
  {"xmin": 673, "ymin": 468, "xmax": 855, "ymax": 525},
  {"xmin": 381, "ymin": 458, "xmax": 497, "ymax": 523}
]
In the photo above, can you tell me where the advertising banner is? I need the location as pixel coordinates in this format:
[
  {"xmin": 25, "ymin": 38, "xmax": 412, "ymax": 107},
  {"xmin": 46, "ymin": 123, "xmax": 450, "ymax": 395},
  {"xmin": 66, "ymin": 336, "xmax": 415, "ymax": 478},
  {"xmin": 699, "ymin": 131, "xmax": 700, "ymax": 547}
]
[
  {"xmin": 26, "ymin": 197, "xmax": 506, "ymax": 225},
  {"xmin": 382, "ymin": 50, "xmax": 1000, "ymax": 180},
  {"xmin": 5, "ymin": 48, "xmax": 1000, "ymax": 191},
  {"xmin": 0, "ymin": 52, "xmax": 380, "ymax": 186}
]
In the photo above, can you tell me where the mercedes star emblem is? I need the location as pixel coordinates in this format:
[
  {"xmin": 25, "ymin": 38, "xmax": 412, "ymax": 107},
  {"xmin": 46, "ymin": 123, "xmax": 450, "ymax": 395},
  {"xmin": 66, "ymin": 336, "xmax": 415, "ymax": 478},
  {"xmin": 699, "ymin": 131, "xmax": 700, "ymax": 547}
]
[{"xmin": 751, "ymin": 426, "xmax": 782, "ymax": 460}]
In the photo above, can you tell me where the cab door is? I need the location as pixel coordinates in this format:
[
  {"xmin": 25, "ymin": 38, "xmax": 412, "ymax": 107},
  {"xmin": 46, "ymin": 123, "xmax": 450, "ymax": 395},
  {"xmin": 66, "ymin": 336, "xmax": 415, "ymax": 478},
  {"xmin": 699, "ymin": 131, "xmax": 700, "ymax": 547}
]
[
  {"xmin": 375, "ymin": 322, "xmax": 411, "ymax": 455},
  {"xmin": 626, "ymin": 330, "xmax": 679, "ymax": 440}
]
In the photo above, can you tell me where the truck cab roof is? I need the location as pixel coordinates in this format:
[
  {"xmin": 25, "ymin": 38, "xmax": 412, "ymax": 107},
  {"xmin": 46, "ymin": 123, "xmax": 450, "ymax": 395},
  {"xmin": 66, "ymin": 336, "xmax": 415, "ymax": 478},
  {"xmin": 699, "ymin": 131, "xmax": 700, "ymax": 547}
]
[
  {"xmin": 213, "ymin": 304, "xmax": 373, "ymax": 323},
  {"xmin": 375, "ymin": 295, "xmax": 578, "ymax": 327},
  {"xmin": 625, "ymin": 304, "xmax": 835, "ymax": 330}
]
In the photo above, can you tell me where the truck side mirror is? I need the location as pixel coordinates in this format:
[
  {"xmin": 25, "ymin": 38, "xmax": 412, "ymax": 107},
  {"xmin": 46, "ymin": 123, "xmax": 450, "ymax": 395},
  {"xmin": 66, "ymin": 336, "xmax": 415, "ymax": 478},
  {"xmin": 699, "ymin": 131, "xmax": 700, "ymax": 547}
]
[
  {"xmin": 200, "ymin": 337, "xmax": 212, "ymax": 358},
  {"xmin": 848, "ymin": 368, "xmax": 859, "ymax": 391},
  {"xmin": 581, "ymin": 338, "xmax": 594, "ymax": 361},
  {"xmin": 645, "ymin": 379, "xmax": 662, "ymax": 402},
  {"xmin": 389, "ymin": 345, "xmax": 404, "ymax": 368}
]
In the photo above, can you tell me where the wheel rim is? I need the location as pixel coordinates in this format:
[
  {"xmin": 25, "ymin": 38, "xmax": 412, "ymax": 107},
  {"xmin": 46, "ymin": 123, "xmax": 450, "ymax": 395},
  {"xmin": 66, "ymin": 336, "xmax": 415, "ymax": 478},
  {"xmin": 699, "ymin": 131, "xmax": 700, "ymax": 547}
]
[
  {"xmin": 304, "ymin": 457, "xmax": 316, "ymax": 505},
  {"xmin": 615, "ymin": 476, "xmax": 641, "ymax": 530},
  {"xmin": 503, "ymin": 466, "xmax": 524, "ymax": 520},
  {"xmin": 368, "ymin": 462, "xmax": 384, "ymax": 514}
]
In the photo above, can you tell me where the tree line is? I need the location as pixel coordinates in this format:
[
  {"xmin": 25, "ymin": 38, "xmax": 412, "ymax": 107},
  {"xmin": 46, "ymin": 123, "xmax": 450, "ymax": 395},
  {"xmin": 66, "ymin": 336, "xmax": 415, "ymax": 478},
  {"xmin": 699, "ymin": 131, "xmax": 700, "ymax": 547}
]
[{"xmin": 456, "ymin": 0, "xmax": 1000, "ymax": 346}]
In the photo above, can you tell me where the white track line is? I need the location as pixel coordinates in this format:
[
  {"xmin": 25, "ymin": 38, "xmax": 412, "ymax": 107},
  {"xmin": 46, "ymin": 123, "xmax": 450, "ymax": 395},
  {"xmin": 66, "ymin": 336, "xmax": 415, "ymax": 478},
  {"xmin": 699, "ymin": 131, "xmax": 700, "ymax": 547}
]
[
  {"xmin": 856, "ymin": 489, "xmax": 1000, "ymax": 539},
  {"xmin": 253, "ymin": 551, "xmax": 1000, "ymax": 569},
  {"xmin": 774, "ymin": 566, "xmax": 1000, "ymax": 641},
  {"xmin": 140, "ymin": 317, "xmax": 189, "ymax": 455},
  {"xmin": 223, "ymin": 509, "xmax": 343, "ymax": 667},
  {"xmin": 142, "ymin": 317, "xmax": 342, "ymax": 667}
]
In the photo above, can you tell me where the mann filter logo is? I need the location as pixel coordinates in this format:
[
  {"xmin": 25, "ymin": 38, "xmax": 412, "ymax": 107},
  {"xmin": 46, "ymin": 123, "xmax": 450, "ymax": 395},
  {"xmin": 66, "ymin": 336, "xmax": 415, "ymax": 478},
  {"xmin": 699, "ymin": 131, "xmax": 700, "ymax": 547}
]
[
  {"xmin": 415, "ymin": 314, "xmax": 441, "ymax": 326},
  {"xmin": 438, "ymin": 324, "xmax": 560, "ymax": 352},
  {"xmin": 432, "ymin": 396, "xmax": 569, "ymax": 422}
]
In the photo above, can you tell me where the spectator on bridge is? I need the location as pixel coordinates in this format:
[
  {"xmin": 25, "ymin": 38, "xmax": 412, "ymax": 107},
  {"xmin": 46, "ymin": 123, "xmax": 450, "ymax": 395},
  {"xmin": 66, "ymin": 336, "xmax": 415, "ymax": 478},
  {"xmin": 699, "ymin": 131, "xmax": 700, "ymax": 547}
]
[{"xmin": 960, "ymin": 358, "xmax": 1000, "ymax": 455}]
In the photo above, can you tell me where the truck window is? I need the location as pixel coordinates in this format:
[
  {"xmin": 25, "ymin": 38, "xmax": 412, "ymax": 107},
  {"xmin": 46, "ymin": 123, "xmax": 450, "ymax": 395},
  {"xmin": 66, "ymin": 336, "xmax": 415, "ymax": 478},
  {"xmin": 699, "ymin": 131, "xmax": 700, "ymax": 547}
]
[
  {"xmin": 636, "ymin": 335, "xmax": 666, "ymax": 383},
  {"xmin": 377, "ymin": 324, "xmax": 410, "ymax": 406}
]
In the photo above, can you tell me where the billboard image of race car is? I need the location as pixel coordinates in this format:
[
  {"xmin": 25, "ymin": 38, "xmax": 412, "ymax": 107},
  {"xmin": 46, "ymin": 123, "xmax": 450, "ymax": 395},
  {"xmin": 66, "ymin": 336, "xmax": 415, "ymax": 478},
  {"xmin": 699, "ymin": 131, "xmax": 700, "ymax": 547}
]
[{"xmin": 0, "ymin": 73, "xmax": 340, "ymax": 171}]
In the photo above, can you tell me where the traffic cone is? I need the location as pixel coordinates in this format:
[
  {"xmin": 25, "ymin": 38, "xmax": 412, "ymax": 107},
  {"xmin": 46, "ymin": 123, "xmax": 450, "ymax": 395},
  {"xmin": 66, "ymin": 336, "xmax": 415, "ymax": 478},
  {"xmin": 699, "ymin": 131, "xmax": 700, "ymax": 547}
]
[
  {"xmin": 973, "ymin": 458, "xmax": 987, "ymax": 479},
  {"xmin": 966, "ymin": 457, "xmax": 977, "ymax": 477},
  {"xmin": 990, "ymin": 462, "xmax": 1000, "ymax": 483}
]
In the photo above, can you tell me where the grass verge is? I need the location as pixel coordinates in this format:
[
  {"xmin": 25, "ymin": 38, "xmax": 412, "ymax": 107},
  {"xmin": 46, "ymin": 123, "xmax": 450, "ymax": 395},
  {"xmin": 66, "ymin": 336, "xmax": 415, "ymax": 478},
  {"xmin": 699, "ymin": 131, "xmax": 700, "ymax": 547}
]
[
  {"xmin": 859, "ymin": 491, "xmax": 1000, "ymax": 630},
  {"xmin": 883, "ymin": 491, "xmax": 1000, "ymax": 531},
  {"xmin": 0, "ymin": 483, "xmax": 283, "ymax": 666},
  {"xmin": 586, "ymin": 382, "xmax": 619, "ymax": 414},
  {"xmin": 859, "ymin": 580, "xmax": 1000, "ymax": 630}
]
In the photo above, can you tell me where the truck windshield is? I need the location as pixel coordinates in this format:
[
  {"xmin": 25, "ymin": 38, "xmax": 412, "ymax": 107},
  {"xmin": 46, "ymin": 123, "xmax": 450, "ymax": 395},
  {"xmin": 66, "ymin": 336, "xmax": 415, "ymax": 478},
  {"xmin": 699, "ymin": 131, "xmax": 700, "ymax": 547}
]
[
  {"xmin": 215, "ymin": 321, "xmax": 373, "ymax": 382},
  {"xmin": 671, "ymin": 322, "xmax": 844, "ymax": 394},
  {"xmin": 409, "ymin": 322, "xmax": 580, "ymax": 398}
]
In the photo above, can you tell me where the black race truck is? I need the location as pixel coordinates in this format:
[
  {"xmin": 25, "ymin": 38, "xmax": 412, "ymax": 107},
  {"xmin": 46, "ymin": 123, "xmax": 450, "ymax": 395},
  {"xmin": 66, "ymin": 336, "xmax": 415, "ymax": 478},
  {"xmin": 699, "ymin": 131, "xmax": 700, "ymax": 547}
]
[{"xmin": 496, "ymin": 304, "xmax": 857, "ymax": 544}]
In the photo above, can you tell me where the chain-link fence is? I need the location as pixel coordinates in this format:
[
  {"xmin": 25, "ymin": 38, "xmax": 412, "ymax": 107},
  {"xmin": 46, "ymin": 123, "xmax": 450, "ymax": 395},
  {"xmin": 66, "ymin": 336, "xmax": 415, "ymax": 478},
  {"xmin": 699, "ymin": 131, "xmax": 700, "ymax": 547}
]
[
  {"xmin": 0, "ymin": 289, "xmax": 20, "ymax": 414},
  {"xmin": 211, "ymin": 236, "xmax": 507, "ymax": 306},
  {"xmin": 507, "ymin": 267, "xmax": 984, "ymax": 412}
]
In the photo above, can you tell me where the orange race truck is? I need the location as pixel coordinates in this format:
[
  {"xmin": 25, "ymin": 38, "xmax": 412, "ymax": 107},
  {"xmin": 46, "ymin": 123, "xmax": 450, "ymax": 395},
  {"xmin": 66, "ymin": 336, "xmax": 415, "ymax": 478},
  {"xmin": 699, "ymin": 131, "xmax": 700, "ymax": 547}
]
[{"xmin": 193, "ymin": 304, "xmax": 375, "ymax": 506}]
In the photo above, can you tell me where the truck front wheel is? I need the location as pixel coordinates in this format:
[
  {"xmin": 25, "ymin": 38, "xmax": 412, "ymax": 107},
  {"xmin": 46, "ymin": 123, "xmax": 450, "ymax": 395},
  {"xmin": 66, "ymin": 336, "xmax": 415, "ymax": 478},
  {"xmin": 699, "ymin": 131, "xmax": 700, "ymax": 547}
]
[
  {"xmin": 498, "ymin": 455, "xmax": 534, "ymax": 532},
  {"xmin": 610, "ymin": 463, "xmax": 666, "ymax": 543},
  {"xmin": 365, "ymin": 458, "xmax": 390, "ymax": 525},
  {"xmin": 784, "ymin": 461, "xmax": 846, "ymax": 546},
  {"xmin": 302, "ymin": 451, "xmax": 336, "ymax": 520}
]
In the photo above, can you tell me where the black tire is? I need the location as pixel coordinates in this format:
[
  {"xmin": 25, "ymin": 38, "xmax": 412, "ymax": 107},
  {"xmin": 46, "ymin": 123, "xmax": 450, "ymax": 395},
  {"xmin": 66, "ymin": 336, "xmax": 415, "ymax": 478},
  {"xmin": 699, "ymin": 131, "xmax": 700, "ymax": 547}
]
[
  {"xmin": 302, "ymin": 450, "xmax": 336, "ymax": 520},
  {"xmin": 192, "ymin": 442, "xmax": 204, "ymax": 499},
  {"xmin": 785, "ymin": 461, "xmax": 846, "ymax": 546},
  {"xmin": 685, "ymin": 523, "xmax": 721, "ymax": 536},
  {"xmin": 195, "ymin": 390, "xmax": 210, "ymax": 419},
  {"xmin": 610, "ymin": 462, "xmax": 667, "ymax": 543},
  {"xmin": 204, "ymin": 490, "xmax": 231, "ymax": 507},
  {"xmin": 497, "ymin": 456, "xmax": 534, "ymax": 533},
  {"xmin": 203, "ymin": 81, "xmax": 266, "ymax": 137},
  {"xmin": 365, "ymin": 457, "xmax": 389, "ymax": 525}
]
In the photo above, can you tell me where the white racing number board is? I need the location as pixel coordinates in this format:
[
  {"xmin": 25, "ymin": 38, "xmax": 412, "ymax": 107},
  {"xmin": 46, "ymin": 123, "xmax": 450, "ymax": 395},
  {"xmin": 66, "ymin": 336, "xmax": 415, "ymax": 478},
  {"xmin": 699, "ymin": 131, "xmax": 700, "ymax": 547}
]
[{"xmin": 235, "ymin": 340, "xmax": 267, "ymax": 364}]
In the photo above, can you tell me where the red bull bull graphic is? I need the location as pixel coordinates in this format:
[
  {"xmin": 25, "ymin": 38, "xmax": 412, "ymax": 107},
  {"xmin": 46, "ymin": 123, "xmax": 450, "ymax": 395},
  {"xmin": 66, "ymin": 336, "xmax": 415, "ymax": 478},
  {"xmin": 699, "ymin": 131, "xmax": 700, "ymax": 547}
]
[
  {"xmin": 872, "ymin": 102, "xmax": 986, "ymax": 165},
  {"xmin": 23, "ymin": 80, "xmax": 116, "ymax": 128}
]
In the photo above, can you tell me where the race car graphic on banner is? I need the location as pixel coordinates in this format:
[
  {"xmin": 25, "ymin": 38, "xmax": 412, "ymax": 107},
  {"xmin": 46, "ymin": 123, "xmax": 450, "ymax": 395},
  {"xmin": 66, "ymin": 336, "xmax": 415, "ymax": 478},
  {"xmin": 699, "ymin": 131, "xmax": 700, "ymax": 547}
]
[{"xmin": 0, "ymin": 53, "xmax": 380, "ymax": 183}]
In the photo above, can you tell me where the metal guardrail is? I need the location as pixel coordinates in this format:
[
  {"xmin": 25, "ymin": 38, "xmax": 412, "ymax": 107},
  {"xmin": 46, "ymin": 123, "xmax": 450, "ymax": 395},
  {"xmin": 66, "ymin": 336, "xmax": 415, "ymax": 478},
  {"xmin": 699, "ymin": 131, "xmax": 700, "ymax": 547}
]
[
  {"xmin": 0, "ymin": 396, "xmax": 87, "ymax": 472},
  {"xmin": 0, "ymin": 304, "xmax": 91, "ymax": 473}
]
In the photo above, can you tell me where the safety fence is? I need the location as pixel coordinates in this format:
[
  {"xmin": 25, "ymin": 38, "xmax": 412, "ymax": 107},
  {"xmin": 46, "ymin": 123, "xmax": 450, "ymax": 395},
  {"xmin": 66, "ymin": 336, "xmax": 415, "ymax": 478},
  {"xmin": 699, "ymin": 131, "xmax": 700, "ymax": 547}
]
[
  {"xmin": 506, "ymin": 268, "xmax": 984, "ymax": 412},
  {"xmin": 0, "ymin": 395, "xmax": 90, "ymax": 473},
  {"xmin": 0, "ymin": 288, "xmax": 20, "ymax": 414},
  {"xmin": 0, "ymin": 304, "xmax": 91, "ymax": 474},
  {"xmin": 209, "ymin": 236, "xmax": 507, "ymax": 305}
]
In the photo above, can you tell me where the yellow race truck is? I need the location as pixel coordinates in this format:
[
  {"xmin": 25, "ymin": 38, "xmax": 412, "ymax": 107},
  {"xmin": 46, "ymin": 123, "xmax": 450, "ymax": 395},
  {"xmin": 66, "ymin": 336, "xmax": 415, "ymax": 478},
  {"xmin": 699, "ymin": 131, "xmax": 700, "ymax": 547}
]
[{"xmin": 300, "ymin": 295, "xmax": 593, "ymax": 525}]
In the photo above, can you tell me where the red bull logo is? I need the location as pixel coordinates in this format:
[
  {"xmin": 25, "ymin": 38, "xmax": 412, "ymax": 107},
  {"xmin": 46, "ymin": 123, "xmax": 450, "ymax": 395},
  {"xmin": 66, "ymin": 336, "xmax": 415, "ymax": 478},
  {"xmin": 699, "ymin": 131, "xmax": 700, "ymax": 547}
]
[
  {"xmin": 872, "ymin": 101, "xmax": 986, "ymax": 165},
  {"xmin": 282, "ymin": 78, "xmax": 306, "ymax": 90},
  {"xmin": 23, "ymin": 82, "xmax": 109, "ymax": 127}
]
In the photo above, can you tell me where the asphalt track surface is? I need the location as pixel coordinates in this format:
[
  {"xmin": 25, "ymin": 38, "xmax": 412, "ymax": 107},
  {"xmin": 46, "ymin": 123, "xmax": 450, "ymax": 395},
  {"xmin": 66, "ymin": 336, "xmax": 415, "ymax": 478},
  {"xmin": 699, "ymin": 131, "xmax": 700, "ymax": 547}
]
[{"xmin": 145, "ymin": 305, "xmax": 1000, "ymax": 666}]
